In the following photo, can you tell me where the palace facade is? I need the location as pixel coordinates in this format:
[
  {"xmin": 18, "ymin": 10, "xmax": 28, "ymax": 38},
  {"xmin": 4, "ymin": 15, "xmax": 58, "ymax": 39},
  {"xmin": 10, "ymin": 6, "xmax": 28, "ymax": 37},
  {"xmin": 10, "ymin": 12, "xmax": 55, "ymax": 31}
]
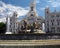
[{"xmin": 45, "ymin": 7, "xmax": 60, "ymax": 33}]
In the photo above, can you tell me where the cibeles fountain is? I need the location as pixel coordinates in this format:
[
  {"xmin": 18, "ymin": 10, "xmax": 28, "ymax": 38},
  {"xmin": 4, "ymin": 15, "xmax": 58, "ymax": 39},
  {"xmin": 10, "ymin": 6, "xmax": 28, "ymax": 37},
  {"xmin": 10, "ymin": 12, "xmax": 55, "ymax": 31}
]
[
  {"xmin": 5, "ymin": 0, "xmax": 45, "ymax": 34},
  {"xmin": 5, "ymin": 16, "xmax": 45, "ymax": 34},
  {"xmin": 0, "ymin": 0, "xmax": 60, "ymax": 40}
]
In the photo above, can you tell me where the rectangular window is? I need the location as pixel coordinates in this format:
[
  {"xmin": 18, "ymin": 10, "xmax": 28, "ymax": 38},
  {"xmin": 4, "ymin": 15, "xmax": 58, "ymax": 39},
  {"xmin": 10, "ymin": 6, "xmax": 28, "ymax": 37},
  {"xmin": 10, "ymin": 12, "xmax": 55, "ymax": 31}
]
[
  {"xmin": 57, "ymin": 20, "xmax": 59, "ymax": 25},
  {"xmin": 57, "ymin": 22, "xmax": 59, "ymax": 25},
  {"xmin": 10, "ymin": 29, "xmax": 12, "ymax": 32},
  {"xmin": 51, "ymin": 27, "xmax": 55, "ymax": 32},
  {"xmin": 37, "ymin": 19, "xmax": 41, "ymax": 20},
  {"xmin": 56, "ymin": 15, "xmax": 60, "ymax": 17},
  {"xmin": 51, "ymin": 20, "xmax": 54, "ymax": 26},
  {"xmin": 51, "ymin": 15, "xmax": 55, "ymax": 18},
  {"xmin": 10, "ymin": 25, "xmax": 11, "ymax": 28},
  {"xmin": 52, "ymin": 22, "xmax": 53, "ymax": 26},
  {"xmin": 57, "ymin": 27, "xmax": 60, "ymax": 32},
  {"xmin": 47, "ymin": 21, "xmax": 49, "ymax": 26}
]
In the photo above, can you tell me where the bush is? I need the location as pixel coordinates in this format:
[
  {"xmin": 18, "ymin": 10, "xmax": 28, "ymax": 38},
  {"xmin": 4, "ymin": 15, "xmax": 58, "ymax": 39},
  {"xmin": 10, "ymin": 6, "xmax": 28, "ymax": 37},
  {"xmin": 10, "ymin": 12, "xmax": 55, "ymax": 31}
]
[{"xmin": 0, "ymin": 22, "xmax": 6, "ymax": 34}]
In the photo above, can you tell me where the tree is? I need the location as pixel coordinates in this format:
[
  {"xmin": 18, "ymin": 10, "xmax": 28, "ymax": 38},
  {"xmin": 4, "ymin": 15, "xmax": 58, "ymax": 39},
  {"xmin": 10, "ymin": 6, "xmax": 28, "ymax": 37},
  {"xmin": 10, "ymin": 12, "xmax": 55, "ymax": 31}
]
[{"xmin": 0, "ymin": 22, "xmax": 6, "ymax": 34}]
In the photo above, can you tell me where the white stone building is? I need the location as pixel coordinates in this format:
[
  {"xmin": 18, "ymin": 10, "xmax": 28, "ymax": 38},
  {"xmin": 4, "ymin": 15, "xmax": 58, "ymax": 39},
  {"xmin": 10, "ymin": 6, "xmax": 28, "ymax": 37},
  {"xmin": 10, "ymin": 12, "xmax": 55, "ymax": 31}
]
[
  {"xmin": 6, "ymin": 12, "xmax": 18, "ymax": 34},
  {"xmin": 45, "ymin": 7, "xmax": 60, "ymax": 33}
]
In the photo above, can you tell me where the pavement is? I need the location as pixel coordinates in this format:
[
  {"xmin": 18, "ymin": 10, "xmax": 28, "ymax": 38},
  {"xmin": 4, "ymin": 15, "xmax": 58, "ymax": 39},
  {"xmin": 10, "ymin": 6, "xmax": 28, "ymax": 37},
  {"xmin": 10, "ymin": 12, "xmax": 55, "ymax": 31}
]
[{"xmin": 0, "ymin": 39, "xmax": 60, "ymax": 46}]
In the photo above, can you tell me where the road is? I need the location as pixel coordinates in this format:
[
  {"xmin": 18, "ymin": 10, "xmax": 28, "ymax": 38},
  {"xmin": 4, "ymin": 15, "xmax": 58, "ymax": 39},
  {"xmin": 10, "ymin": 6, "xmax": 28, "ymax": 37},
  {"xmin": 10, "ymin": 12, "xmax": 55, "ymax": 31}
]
[{"xmin": 0, "ymin": 39, "xmax": 60, "ymax": 46}]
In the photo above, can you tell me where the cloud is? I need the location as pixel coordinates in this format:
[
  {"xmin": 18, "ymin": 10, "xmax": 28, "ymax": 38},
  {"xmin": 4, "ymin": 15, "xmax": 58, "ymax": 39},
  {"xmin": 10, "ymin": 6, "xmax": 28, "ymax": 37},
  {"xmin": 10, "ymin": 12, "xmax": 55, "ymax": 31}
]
[
  {"xmin": 6, "ymin": 4, "xmax": 29, "ymax": 17},
  {"xmin": 36, "ymin": 0, "xmax": 40, "ymax": 4},
  {"xmin": 0, "ymin": 18, "xmax": 6, "ymax": 23},
  {"xmin": 51, "ymin": 2, "xmax": 60, "ymax": 7},
  {"xmin": 47, "ymin": 0, "xmax": 60, "ymax": 7},
  {"xmin": 47, "ymin": 0, "xmax": 54, "ymax": 2},
  {"xmin": 0, "ymin": 1, "xmax": 29, "ymax": 22},
  {"xmin": 40, "ymin": 8, "xmax": 45, "ymax": 11}
]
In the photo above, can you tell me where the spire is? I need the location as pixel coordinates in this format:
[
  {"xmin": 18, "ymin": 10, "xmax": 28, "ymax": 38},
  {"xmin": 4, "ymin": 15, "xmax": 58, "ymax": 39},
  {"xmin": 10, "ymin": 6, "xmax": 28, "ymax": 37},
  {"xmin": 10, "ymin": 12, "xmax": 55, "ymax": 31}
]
[
  {"xmin": 27, "ymin": 0, "xmax": 38, "ymax": 17},
  {"xmin": 54, "ymin": 7, "xmax": 56, "ymax": 12},
  {"xmin": 30, "ymin": 0, "xmax": 36, "ymax": 11},
  {"xmin": 30, "ymin": 0, "xmax": 36, "ymax": 7},
  {"xmin": 32, "ymin": 0, "xmax": 36, "ymax": 5}
]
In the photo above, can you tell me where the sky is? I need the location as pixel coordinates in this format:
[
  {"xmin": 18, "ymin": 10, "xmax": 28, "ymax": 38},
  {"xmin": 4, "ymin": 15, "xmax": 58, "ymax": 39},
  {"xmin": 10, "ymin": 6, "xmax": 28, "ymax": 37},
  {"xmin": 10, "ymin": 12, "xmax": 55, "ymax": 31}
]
[{"xmin": 0, "ymin": 0, "xmax": 60, "ymax": 22}]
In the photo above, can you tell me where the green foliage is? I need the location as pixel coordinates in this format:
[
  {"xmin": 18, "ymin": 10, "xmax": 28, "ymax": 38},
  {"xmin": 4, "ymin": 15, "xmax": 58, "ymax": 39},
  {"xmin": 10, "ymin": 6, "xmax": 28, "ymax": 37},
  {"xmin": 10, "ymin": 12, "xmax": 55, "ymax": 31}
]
[{"xmin": 0, "ymin": 22, "xmax": 6, "ymax": 34}]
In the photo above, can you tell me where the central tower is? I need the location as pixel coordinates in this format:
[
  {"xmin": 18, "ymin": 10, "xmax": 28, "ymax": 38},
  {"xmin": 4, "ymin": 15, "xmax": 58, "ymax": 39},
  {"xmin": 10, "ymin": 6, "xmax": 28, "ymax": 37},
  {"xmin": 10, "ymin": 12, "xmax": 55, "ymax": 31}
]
[
  {"xmin": 27, "ymin": 0, "xmax": 38, "ymax": 17},
  {"xmin": 30, "ymin": 0, "xmax": 36, "ymax": 11}
]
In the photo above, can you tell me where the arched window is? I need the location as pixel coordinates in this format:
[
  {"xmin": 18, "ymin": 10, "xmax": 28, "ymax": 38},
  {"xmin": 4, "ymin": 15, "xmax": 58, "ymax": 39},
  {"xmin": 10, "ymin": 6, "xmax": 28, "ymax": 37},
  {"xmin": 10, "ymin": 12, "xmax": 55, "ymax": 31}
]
[{"xmin": 31, "ymin": 14, "xmax": 33, "ymax": 16}]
